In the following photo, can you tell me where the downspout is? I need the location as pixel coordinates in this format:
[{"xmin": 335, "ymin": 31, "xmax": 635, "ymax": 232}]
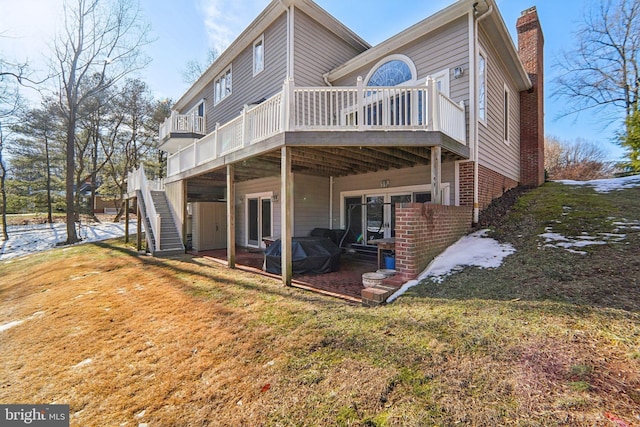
[
  {"xmin": 473, "ymin": 3, "xmax": 493, "ymax": 223},
  {"xmin": 278, "ymin": 0, "xmax": 291, "ymax": 78}
]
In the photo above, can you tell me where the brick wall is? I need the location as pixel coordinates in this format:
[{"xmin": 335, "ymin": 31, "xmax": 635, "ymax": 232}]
[
  {"xmin": 477, "ymin": 164, "xmax": 519, "ymax": 209},
  {"xmin": 458, "ymin": 161, "xmax": 519, "ymax": 211},
  {"xmin": 517, "ymin": 7, "xmax": 545, "ymax": 187},
  {"xmin": 394, "ymin": 203, "xmax": 473, "ymax": 280}
]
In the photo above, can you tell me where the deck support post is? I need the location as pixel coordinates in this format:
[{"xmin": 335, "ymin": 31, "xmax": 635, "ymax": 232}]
[
  {"xmin": 227, "ymin": 164, "xmax": 236, "ymax": 268},
  {"xmin": 281, "ymin": 147, "xmax": 293, "ymax": 286},
  {"xmin": 124, "ymin": 198, "xmax": 129, "ymax": 243},
  {"xmin": 136, "ymin": 198, "xmax": 142, "ymax": 251},
  {"xmin": 431, "ymin": 146, "xmax": 442, "ymax": 204}
]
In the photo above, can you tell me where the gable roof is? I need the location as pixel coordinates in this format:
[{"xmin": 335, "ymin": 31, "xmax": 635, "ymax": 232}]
[
  {"xmin": 173, "ymin": 0, "xmax": 370, "ymax": 111},
  {"xmin": 324, "ymin": 0, "xmax": 532, "ymax": 92}
]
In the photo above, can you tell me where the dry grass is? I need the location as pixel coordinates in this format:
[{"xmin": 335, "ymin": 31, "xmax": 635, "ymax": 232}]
[{"xmin": 1, "ymin": 182, "xmax": 640, "ymax": 426}]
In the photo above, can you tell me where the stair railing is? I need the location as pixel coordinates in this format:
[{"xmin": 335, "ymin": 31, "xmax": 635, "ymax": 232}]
[{"xmin": 138, "ymin": 165, "xmax": 161, "ymax": 252}]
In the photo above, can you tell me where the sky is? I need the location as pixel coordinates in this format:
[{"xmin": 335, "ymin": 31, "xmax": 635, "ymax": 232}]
[{"xmin": 0, "ymin": 0, "xmax": 626, "ymax": 161}]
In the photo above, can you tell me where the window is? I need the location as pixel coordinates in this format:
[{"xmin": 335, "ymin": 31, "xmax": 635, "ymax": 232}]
[
  {"xmin": 253, "ymin": 35, "xmax": 264, "ymax": 76},
  {"xmin": 365, "ymin": 55, "xmax": 416, "ymax": 87},
  {"xmin": 478, "ymin": 49, "xmax": 487, "ymax": 123},
  {"xmin": 214, "ymin": 66, "xmax": 232, "ymax": 104},
  {"xmin": 503, "ymin": 84, "xmax": 510, "ymax": 143}
]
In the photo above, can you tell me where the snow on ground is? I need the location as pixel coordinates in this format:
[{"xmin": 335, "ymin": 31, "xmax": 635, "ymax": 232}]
[
  {"xmin": 539, "ymin": 227, "xmax": 626, "ymax": 255},
  {"xmin": 555, "ymin": 174, "xmax": 640, "ymax": 193},
  {"xmin": 0, "ymin": 220, "xmax": 138, "ymax": 262},
  {"xmin": 388, "ymin": 175, "xmax": 640, "ymax": 302},
  {"xmin": 387, "ymin": 230, "xmax": 516, "ymax": 303}
]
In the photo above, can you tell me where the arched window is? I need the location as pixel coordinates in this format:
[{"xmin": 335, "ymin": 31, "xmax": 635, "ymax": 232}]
[{"xmin": 365, "ymin": 55, "xmax": 416, "ymax": 87}]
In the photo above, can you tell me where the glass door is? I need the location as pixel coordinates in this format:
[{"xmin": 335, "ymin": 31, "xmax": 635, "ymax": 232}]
[
  {"xmin": 389, "ymin": 194, "xmax": 412, "ymax": 237},
  {"xmin": 365, "ymin": 195, "xmax": 385, "ymax": 242},
  {"xmin": 247, "ymin": 194, "xmax": 272, "ymax": 248}
]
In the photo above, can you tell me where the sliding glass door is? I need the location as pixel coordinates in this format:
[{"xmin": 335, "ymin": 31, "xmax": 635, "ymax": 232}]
[{"xmin": 247, "ymin": 194, "xmax": 272, "ymax": 248}]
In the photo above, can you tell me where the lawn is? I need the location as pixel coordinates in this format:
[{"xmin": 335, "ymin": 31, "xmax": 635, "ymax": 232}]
[{"xmin": 0, "ymin": 181, "xmax": 639, "ymax": 426}]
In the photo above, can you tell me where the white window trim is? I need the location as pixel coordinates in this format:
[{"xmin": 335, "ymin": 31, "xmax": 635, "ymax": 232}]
[
  {"xmin": 187, "ymin": 98, "xmax": 206, "ymax": 117},
  {"xmin": 503, "ymin": 82, "xmax": 511, "ymax": 145},
  {"xmin": 414, "ymin": 68, "xmax": 450, "ymax": 97},
  {"xmin": 214, "ymin": 65, "xmax": 232, "ymax": 105},
  {"xmin": 478, "ymin": 46, "xmax": 487, "ymax": 126},
  {"xmin": 253, "ymin": 34, "xmax": 264, "ymax": 76},
  {"xmin": 244, "ymin": 191, "xmax": 273, "ymax": 248},
  {"xmin": 364, "ymin": 54, "xmax": 418, "ymax": 86}
]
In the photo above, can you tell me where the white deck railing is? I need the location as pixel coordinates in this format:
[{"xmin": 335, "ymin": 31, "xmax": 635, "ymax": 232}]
[
  {"xmin": 127, "ymin": 165, "xmax": 164, "ymax": 252},
  {"xmin": 164, "ymin": 77, "xmax": 465, "ymax": 177},
  {"xmin": 160, "ymin": 111, "xmax": 206, "ymax": 140}
]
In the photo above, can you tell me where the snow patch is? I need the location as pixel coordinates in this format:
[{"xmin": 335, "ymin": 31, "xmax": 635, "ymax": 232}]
[
  {"xmin": 387, "ymin": 230, "xmax": 515, "ymax": 303},
  {"xmin": 556, "ymin": 174, "xmax": 640, "ymax": 193},
  {"xmin": 0, "ymin": 320, "xmax": 24, "ymax": 332},
  {"xmin": 0, "ymin": 311, "xmax": 46, "ymax": 333},
  {"xmin": 72, "ymin": 358, "xmax": 93, "ymax": 369},
  {"xmin": 0, "ymin": 220, "xmax": 139, "ymax": 261},
  {"xmin": 540, "ymin": 226, "xmax": 628, "ymax": 255}
]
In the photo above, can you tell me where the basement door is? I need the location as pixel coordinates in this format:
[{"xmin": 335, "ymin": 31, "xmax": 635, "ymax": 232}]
[{"xmin": 247, "ymin": 193, "xmax": 272, "ymax": 248}]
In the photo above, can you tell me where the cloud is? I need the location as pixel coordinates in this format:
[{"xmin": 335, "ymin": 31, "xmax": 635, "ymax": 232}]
[{"xmin": 196, "ymin": 0, "xmax": 269, "ymax": 54}]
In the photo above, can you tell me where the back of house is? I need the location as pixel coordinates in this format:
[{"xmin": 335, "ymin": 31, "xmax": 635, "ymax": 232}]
[{"xmin": 129, "ymin": 0, "xmax": 544, "ymax": 288}]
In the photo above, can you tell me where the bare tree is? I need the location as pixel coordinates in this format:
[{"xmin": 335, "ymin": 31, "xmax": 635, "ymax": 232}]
[
  {"xmin": 0, "ymin": 57, "xmax": 29, "ymax": 240},
  {"xmin": 554, "ymin": 0, "xmax": 640, "ymax": 167},
  {"xmin": 182, "ymin": 48, "xmax": 218, "ymax": 84},
  {"xmin": 545, "ymin": 136, "xmax": 615, "ymax": 180},
  {"xmin": 52, "ymin": 0, "xmax": 150, "ymax": 244}
]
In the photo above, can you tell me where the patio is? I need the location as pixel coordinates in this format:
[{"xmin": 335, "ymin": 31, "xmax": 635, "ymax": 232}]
[{"xmin": 190, "ymin": 248, "xmax": 402, "ymax": 303}]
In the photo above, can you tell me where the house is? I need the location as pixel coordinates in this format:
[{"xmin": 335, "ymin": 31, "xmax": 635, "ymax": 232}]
[{"xmin": 128, "ymin": 0, "xmax": 544, "ymax": 290}]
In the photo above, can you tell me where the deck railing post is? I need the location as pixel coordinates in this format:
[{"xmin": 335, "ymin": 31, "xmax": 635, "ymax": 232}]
[
  {"xmin": 283, "ymin": 78, "xmax": 295, "ymax": 131},
  {"xmin": 356, "ymin": 76, "xmax": 364, "ymax": 130},
  {"xmin": 213, "ymin": 122, "xmax": 219, "ymax": 158},
  {"xmin": 241, "ymin": 104, "xmax": 249, "ymax": 147},
  {"xmin": 426, "ymin": 76, "xmax": 440, "ymax": 132}
]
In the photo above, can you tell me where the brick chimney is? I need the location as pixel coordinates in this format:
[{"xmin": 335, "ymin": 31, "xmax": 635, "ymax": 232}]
[{"xmin": 517, "ymin": 7, "xmax": 545, "ymax": 187}]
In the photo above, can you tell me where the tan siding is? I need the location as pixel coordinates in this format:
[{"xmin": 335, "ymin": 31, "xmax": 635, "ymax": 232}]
[
  {"xmin": 164, "ymin": 181, "xmax": 185, "ymax": 241},
  {"xmin": 293, "ymin": 174, "xmax": 330, "ymax": 236},
  {"xmin": 180, "ymin": 15, "xmax": 288, "ymax": 132},
  {"xmin": 477, "ymin": 29, "xmax": 520, "ymax": 181},
  {"xmin": 332, "ymin": 17, "xmax": 469, "ymax": 94},
  {"xmin": 293, "ymin": 10, "xmax": 366, "ymax": 86}
]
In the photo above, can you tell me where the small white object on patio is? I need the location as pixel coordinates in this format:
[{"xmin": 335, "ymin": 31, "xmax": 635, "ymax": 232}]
[{"xmin": 387, "ymin": 229, "xmax": 515, "ymax": 303}]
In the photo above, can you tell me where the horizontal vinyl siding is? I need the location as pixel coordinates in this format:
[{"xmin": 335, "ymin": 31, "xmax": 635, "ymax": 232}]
[
  {"xmin": 293, "ymin": 174, "xmax": 330, "ymax": 236},
  {"xmin": 331, "ymin": 17, "xmax": 469, "ymax": 96},
  {"xmin": 477, "ymin": 30, "xmax": 520, "ymax": 182},
  {"xmin": 180, "ymin": 14, "xmax": 288, "ymax": 132},
  {"xmin": 330, "ymin": 163, "xmax": 456, "ymax": 229},
  {"xmin": 293, "ymin": 10, "xmax": 366, "ymax": 87}
]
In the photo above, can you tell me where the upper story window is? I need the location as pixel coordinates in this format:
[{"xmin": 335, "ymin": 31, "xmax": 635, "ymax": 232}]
[
  {"xmin": 478, "ymin": 49, "xmax": 487, "ymax": 123},
  {"xmin": 253, "ymin": 35, "xmax": 264, "ymax": 76},
  {"xmin": 214, "ymin": 66, "xmax": 232, "ymax": 105},
  {"xmin": 365, "ymin": 55, "xmax": 416, "ymax": 87}
]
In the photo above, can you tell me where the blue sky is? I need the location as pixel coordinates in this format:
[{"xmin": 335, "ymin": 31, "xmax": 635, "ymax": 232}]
[{"xmin": 0, "ymin": 0, "xmax": 626, "ymax": 160}]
